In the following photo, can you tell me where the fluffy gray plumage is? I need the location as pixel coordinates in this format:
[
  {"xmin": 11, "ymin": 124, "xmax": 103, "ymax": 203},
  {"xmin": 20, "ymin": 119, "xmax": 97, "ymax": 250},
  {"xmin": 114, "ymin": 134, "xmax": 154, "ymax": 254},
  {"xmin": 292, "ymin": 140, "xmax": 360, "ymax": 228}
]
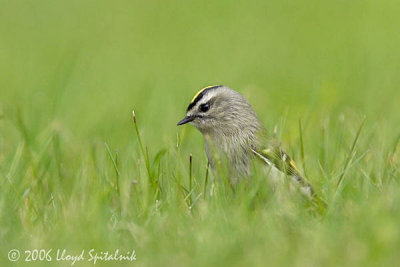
[
  {"xmin": 183, "ymin": 86, "xmax": 262, "ymax": 178},
  {"xmin": 178, "ymin": 85, "xmax": 319, "ymax": 200}
]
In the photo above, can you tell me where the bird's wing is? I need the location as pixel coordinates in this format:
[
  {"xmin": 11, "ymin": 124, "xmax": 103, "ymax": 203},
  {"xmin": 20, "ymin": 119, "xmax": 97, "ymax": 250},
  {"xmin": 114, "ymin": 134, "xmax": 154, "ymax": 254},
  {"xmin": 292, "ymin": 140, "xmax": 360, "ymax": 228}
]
[
  {"xmin": 250, "ymin": 143, "xmax": 313, "ymax": 193},
  {"xmin": 251, "ymin": 142, "xmax": 328, "ymax": 209}
]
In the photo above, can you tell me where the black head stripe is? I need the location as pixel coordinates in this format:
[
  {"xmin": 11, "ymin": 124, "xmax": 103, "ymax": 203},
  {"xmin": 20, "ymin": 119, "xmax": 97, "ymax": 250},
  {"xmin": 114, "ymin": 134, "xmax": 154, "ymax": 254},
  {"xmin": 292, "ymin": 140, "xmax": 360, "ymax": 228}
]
[{"xmin": 187, "ymin": 85, "xmax": 222, "ymax": 111}]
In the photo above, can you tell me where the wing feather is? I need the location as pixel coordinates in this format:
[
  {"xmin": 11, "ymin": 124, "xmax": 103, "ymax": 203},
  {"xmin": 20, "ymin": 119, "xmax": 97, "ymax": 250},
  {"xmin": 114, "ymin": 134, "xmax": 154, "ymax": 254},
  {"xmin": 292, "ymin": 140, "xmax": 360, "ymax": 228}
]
[
  {"xmin": 251, "ymin": 144, "xmax": 313, "ymax": 194},
  {"xmin": 251, "ymin": 142, "xmax": 328, "ymax": 209}
]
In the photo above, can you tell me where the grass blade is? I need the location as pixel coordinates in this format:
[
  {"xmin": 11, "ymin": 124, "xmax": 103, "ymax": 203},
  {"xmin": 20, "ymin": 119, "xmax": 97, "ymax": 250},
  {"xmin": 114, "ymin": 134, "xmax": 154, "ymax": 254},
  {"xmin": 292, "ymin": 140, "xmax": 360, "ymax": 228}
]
[
  {"xmin": 203, "ymin": 161, "xmax": 210, "ymax": 199},
  {"xmin": 189, "ymin": 154, "xmax": 193, "ymax": 192},
  {"xmin": 336, "ymin": 117, "xmax": 366, "ymax": 191},
  {"xmin": 132, "ymin": 110, "xmax": 151, "ymax": 176},
  {"xmin": 104, "ymin": 142, "xmax": 120, "ymax": 194},
  {"xmin": 298, "ymin": 119, "xmax": 307, "ymax": 177}
]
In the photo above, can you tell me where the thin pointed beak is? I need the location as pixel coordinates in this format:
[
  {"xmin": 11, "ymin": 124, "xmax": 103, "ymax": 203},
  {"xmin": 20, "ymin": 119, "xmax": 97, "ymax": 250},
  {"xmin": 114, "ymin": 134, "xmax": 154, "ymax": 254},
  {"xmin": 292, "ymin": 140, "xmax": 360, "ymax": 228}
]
[{"xmin": 177, "ymin": 116, "xmax": 194, "ymax": 126}]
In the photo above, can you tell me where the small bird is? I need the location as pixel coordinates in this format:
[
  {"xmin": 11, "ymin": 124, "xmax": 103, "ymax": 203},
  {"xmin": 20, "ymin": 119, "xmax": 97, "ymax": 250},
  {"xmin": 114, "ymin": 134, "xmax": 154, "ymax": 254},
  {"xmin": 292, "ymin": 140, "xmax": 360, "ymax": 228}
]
[{"xmin": 178, "ymin": 85, "xmax": 324, "ymax": 206}]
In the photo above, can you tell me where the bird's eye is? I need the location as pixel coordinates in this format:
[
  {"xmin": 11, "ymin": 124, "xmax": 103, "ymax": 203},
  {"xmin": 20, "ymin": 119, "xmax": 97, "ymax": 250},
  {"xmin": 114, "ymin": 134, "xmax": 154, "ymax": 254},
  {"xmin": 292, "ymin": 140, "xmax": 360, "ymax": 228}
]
[{"xmin": 199, "ymin": 102, "xmax": 210, "ymax": 112}]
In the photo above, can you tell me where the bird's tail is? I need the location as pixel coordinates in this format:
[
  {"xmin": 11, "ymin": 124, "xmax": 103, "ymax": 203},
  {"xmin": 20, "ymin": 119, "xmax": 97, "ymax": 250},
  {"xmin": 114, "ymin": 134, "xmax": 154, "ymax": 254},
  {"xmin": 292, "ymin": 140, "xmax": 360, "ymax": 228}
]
[{"xmin": 295, "ymin": 174, "xmax": 327, "ymax": 210}]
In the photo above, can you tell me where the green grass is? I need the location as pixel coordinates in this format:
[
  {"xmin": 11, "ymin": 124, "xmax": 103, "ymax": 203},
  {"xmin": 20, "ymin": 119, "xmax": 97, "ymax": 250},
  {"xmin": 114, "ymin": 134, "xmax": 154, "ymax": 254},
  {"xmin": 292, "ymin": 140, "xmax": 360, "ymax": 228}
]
[{"xmin": 1, "ymin": 0, "xmax": 400, "ymax": 266}]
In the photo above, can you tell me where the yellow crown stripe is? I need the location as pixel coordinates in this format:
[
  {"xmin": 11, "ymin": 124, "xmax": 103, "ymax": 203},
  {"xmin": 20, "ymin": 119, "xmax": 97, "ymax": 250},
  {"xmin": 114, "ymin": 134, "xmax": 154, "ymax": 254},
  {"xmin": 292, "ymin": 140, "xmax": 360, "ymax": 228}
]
[{"xmin": 190, "ymin": 85, "xmax": 218, "ymax": 103}]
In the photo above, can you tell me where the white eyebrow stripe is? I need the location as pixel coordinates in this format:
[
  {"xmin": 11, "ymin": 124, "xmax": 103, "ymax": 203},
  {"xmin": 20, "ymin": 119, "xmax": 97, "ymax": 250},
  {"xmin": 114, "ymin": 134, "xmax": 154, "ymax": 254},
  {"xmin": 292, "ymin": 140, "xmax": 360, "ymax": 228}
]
[
  {"xmin": 187, "ymin": 90, "xmax": 216, "ymax": 115},
  {"xmin": 198, "ymin": 92, "xmax": 214, "ymax": 105}
]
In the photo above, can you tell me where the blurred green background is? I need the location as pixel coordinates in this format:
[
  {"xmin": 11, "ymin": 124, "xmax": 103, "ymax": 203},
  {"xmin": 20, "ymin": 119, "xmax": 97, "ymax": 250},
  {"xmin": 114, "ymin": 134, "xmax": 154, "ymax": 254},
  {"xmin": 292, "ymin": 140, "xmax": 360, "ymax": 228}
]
[
  {"xmin": 0, "ymin": 0, "xmax": 400, "ymax": 266},
  {"xmin": 2, "ymin": 0, "xmax": 399, "ymax": 145}
]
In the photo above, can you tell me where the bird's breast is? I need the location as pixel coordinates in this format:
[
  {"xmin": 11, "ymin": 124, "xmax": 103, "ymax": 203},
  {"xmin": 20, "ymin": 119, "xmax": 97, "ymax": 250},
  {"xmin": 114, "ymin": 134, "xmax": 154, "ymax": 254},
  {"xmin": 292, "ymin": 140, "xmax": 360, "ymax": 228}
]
[{"xmin": 203, "ymin": 133, "xmax": 255, "ymax": 179}]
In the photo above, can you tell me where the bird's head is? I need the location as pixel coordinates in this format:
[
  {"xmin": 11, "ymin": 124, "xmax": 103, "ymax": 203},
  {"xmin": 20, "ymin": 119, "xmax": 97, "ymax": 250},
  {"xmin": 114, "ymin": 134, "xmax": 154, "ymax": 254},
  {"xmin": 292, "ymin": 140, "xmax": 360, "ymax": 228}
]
[{"xmin": 177, "ymin": 85, "xmax": 262, "ymax": 136}]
